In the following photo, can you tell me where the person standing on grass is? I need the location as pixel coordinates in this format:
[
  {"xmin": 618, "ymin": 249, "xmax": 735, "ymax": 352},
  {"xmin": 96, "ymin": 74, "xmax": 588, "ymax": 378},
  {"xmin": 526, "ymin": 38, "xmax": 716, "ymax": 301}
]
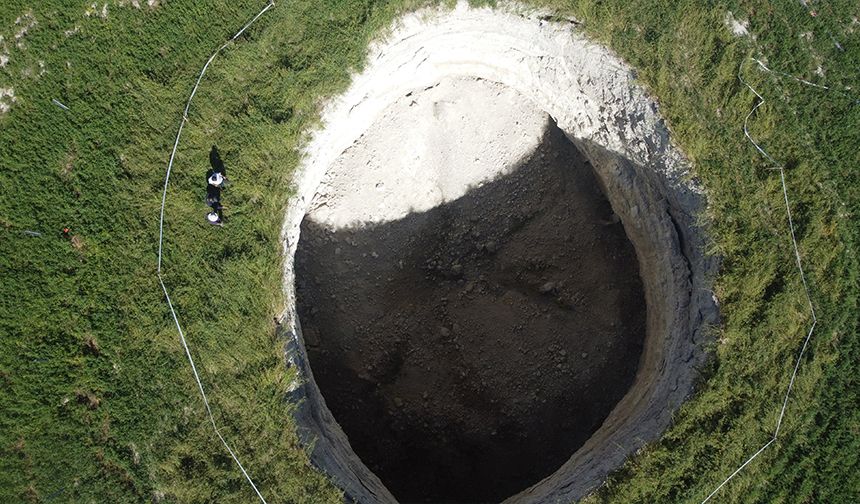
[
  {"xmin": 208, "ymin": 170, "xmax": 227, "ymax": 188},
  {"xmin": 205, "ymin": 183, "xmax": 224, "ymax": 226},
  {"xmin": 206, "ymin": 208, "xmax": 223, "ymax": 226},
  {"xmin": 205, "ymin": 145, "xmax": 228, "ymax": 224},
  {"xmin": 205, "ymin": 183, "xmax": 221, "ymax": 208},
  {"xmin": 205, "ymin": 178, "xmax": 223, "ymax": 225}
]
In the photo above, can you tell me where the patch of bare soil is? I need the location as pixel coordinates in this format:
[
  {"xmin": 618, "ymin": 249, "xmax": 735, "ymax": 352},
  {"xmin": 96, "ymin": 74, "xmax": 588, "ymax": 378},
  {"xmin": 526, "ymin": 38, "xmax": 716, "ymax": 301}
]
[{"xmin": 295, "ymin": 121, "xmax": 646, "ymax": 503}]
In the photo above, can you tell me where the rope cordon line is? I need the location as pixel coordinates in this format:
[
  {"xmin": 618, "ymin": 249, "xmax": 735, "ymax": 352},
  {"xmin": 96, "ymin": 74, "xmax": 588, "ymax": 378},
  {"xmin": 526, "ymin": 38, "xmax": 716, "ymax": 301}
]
[
  {"xmin": 700, "ymin": 56, "xmax": 826, "ymax": 503},
  {"xmin": 156, "ymin": 2, "xmax": 275, "ymax": 503}
]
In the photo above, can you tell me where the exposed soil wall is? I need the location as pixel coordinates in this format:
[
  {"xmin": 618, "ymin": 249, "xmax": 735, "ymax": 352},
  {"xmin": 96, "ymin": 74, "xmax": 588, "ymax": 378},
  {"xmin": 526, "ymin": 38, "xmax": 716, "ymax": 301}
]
[
  {"xmin": 295, "ymin": 120, "xmax": 647, "ymax": 502},
  {"xmin": 278, "ymin": 3, "xmax": 718, "ymax": 503}
]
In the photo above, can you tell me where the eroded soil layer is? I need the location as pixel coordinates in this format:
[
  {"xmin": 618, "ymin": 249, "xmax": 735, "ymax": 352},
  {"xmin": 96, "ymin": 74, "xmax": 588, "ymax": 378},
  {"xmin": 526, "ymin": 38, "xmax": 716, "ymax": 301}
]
[{"xmin": 295, "ymin": 122, "xmax": 646, "ymax": 503}]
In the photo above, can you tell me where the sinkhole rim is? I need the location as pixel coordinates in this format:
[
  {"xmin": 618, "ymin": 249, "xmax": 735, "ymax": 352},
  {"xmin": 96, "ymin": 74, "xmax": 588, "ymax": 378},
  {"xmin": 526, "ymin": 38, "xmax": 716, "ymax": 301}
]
[{"xmin": 277, "ymin": 3, "xmax": 719, "ymax": 504}]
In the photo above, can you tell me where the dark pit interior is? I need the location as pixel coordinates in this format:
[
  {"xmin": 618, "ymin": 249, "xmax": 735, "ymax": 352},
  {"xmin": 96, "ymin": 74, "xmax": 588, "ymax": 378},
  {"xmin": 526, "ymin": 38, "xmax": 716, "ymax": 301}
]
[{"xmin": 295, "ymin": 121, "xmax": 647, "ymax": 503}]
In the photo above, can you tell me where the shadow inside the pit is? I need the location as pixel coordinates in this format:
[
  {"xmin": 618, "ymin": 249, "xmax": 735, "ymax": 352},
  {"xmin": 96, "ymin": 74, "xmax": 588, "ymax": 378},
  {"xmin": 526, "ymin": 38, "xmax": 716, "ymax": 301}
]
[{"xmin": 295, "ymin": 120, "xmax": 647, "ymax": 504}]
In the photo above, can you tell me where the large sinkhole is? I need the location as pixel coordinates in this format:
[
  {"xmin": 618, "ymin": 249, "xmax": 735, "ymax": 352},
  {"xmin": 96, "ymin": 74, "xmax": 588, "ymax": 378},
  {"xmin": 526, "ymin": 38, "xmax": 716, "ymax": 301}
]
[
  {"xmin": 280, "ymin": 5, "xmax": 718, "ymax": 504},
  {"xmin": 296, "ymin": 110, "xmax": 646, "ymax": 502}
]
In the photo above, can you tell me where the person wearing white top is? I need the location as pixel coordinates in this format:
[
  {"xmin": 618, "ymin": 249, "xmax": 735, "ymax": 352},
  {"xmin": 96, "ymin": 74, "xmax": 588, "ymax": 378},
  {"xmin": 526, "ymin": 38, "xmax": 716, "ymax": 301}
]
[
  {"xmin": 208, "ymin": 172, "xmax": 225, "ymax": 187},
  {"xmin": 206, "ymin": 211, "xmax": 222, "ymax": 226}
]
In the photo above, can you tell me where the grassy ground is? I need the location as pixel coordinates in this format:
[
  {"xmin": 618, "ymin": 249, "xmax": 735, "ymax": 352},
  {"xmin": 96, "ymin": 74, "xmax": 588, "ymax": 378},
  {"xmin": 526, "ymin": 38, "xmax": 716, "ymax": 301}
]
[{"xmin": 0, "ymin": 0, "xmax": 857, "ymax": 503}]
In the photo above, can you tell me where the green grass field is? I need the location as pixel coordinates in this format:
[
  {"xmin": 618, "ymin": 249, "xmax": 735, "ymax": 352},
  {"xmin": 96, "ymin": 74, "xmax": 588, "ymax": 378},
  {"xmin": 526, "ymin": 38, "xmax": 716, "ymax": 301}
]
[{"xmin": 1, "ymin": 0, "xmax": 857, "ymax": 502}]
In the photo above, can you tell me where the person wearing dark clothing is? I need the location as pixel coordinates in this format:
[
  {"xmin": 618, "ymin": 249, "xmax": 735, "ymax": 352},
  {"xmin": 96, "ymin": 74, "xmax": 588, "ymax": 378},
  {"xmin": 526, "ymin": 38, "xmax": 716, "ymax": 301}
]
[
  {"xmin": 205, "ymin": 184, "xmax": 221, "ymax": 207},
  {"xmin": 205, "ymin": 145, "xmax": 228, "ymax": 225}
]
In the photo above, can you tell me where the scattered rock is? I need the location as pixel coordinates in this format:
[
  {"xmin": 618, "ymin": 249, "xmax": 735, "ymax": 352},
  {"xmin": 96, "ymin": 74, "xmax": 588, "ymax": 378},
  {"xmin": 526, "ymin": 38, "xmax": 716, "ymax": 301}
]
[
  {"xmin": 82, "ymin": 335, "xmax": 100, "ymax": 356},
  {"xmin": 75, "ymin": 390, "xmax": 100, "ymax": 410},
  {"xmin": 539, "ymin": 281, "xmax": 557, "ymax": 294}
]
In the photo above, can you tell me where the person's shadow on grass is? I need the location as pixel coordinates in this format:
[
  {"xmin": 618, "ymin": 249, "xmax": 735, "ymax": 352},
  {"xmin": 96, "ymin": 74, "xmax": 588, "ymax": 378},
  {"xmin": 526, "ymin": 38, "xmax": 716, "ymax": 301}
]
[{"xmin": 207, "ymin": 145, "xmax": 226, "ymax": 181}]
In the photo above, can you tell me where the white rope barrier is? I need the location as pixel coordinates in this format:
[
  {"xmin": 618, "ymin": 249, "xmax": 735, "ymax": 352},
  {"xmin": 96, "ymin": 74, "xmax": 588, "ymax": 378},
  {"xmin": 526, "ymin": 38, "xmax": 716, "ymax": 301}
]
[
  {"xmin": 751, "ymin": 57, "xmax": 830, "ymax": 91},
  {"xmin": 699, "ymin": 56, "xmax": 827, "ymax": 503},
  {"xmin": 156, "ymin": 2, "xmax": 275, "ymax": 502}
]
